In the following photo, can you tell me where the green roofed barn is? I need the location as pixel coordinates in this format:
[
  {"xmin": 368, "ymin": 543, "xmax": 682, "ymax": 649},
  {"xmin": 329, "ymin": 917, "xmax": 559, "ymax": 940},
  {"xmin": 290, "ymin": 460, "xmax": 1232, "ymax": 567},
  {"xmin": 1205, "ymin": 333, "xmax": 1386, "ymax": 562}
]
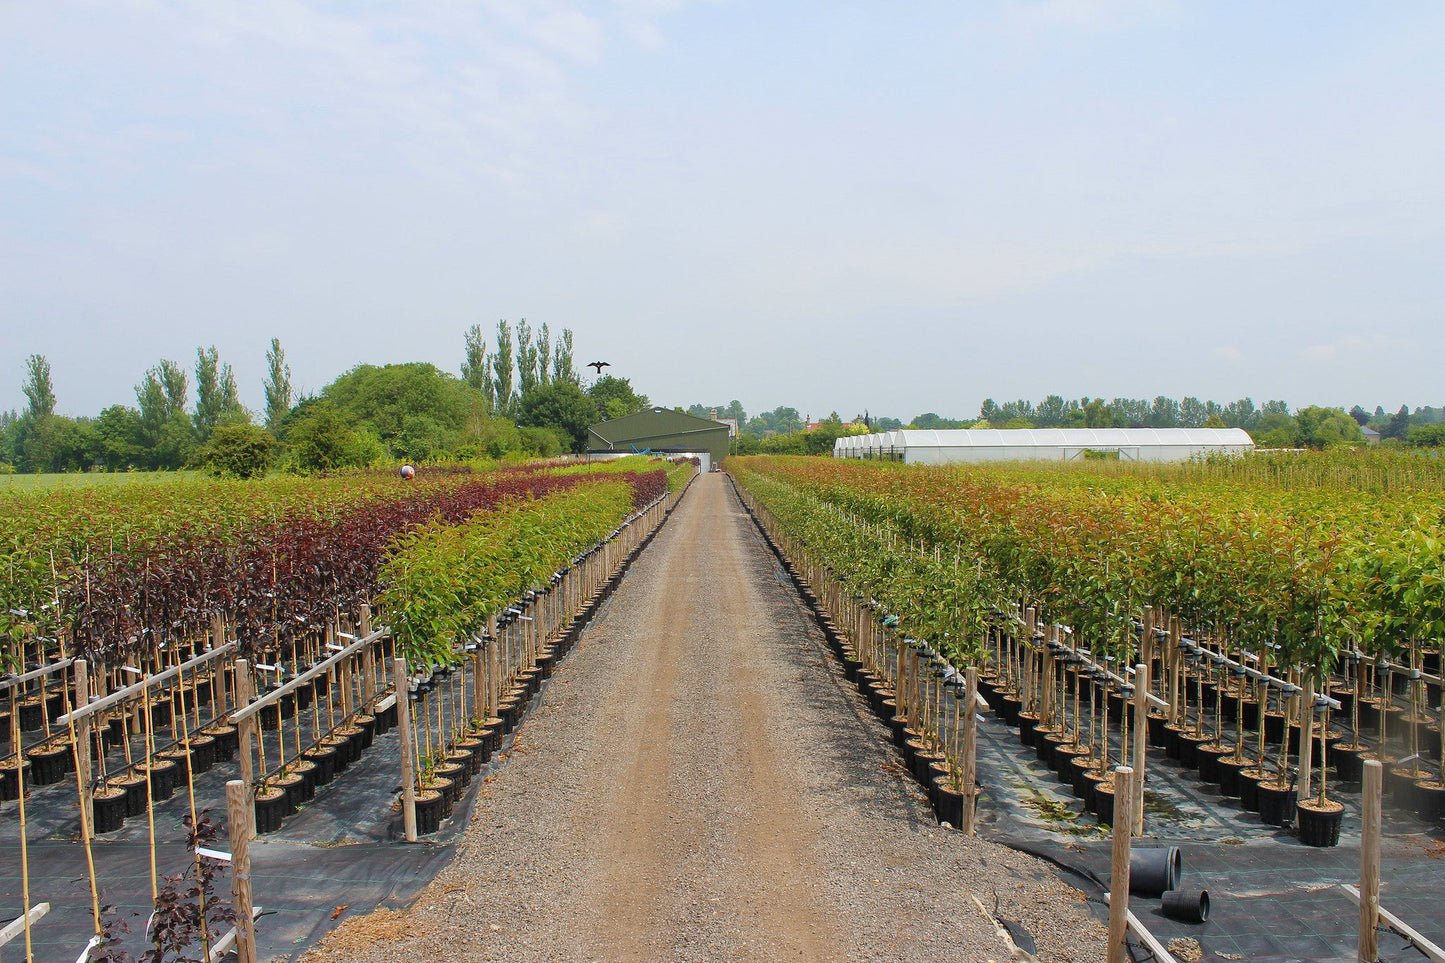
[{"xmin": 587, "ymin": 407, "xmax": 731, "ymax": 469}]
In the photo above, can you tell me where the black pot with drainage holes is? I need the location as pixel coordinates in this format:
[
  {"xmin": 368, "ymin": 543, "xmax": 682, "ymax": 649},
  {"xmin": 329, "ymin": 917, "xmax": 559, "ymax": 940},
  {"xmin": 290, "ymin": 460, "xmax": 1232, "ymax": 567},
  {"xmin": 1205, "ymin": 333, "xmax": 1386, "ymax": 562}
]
[
  {"xmin": 1129, "ymin": 845, "xmax": 1181, "ymax": 897},
  {"xmin": 1161, "ymin": 889, "xmax": 1210, "ymax": 924}
]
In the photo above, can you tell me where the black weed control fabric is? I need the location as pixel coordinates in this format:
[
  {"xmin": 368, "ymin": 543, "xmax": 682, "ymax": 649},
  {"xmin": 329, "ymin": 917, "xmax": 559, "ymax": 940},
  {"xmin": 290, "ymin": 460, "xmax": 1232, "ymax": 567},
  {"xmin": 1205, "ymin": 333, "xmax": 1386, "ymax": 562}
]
[{"xmin": 973, "ymin": 713, "xmax": 1445, "ymax": 963}]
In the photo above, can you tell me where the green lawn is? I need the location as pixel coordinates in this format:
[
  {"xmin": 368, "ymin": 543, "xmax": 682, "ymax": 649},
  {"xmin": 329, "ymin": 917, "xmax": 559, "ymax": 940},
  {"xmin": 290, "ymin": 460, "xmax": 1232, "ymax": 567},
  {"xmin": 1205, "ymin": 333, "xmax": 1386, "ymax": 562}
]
[{"xmin": 0, "ymin": 470, "xmax": 208, "ymax": 490}]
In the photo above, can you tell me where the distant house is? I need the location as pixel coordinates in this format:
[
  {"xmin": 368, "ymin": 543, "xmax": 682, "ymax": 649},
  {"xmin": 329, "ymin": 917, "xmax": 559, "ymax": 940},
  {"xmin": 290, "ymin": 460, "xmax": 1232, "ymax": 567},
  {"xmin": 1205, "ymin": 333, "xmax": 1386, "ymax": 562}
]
[{"xmin": 1361, "ymin": 426, "xmax": 1381, "ymax": 445}]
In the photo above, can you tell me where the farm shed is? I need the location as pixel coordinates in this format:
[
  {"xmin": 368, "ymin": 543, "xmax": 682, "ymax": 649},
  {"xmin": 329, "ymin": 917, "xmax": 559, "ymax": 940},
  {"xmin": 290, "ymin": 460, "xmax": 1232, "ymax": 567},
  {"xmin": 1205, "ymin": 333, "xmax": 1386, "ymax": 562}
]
[
  {"xmin": 587, "ymin": 407, "xmax": 731, "ymax": 468},
  {"xmin": 834, "ymin": 427, "xmax": 1255, "ymax": 464}
]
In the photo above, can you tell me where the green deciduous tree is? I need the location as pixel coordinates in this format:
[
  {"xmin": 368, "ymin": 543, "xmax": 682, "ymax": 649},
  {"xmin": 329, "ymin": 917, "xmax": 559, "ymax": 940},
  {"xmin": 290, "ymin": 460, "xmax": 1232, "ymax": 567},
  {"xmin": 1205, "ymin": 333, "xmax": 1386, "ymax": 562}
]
[
  {"xmin": 589, "ymin": 375, "xmax": 650, "ymax": 421},
  {"xmin": 202, "ymin": 424, "xmax": 275, "ymax": 479},
  {"xmin": 264, "ymin": 337, "xmax": 293, "ymax": 431},
  {"xmin": 518, "ymin": 380, "xmax": 598, "ymax": 453},
  {"xmin": 491, "ymin": 321, "xmax": 516, "ymax": 416},
  {"xmin": 551, "ymin": 328, "xmax": 576, "ymax": 385},
  {"xmin": 194, "ymin": 346, "xmax": 245, "ymax": 440},
  {"xmin": 22, "ymin": 355, "xmax": 55, "ymax": 420}
]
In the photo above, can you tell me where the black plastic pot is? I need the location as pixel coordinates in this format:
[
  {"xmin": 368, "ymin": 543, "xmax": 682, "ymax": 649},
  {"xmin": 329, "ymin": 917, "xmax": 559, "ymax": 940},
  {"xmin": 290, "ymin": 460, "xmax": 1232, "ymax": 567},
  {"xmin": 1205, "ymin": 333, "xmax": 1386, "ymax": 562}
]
[
  {"xmin": 498, "ymin": 698, "xmax": 520, "ymax": 734},
  {"xmin": 932, "ymin": 776, "xmax": 965, "ymax": 827},
  {"xmin": 275, "ymin": 773, "xmax": 305, "ymax": 815},
  {"xmin": 1017, "ymin": 712, "xmax": 1041, "ymax": 748},
  {"xmin": 1297, "ymin": 800, "xmax": 1344, "ymax": 847},
  {"xmin": 322, "ymin": 736, "xmax": 349, "ymax": 774},
  {"xmin": 1177, "ymin": 732, "xmax": 1205, "ymax": 770},
  {"xmin": 208, "ymin": 724, "xmax": 239, "ymax": 761},
  {"xmin": 1054, "ymin": 744, "xmax": 1089, "ymax": 786},
  {"xmin": 1415, "ymin": 780, "xmax": 1445, "ymax": 823},
  {"xmin": 26, "ymin": 744, "xmax": 71, "ymax": 785},
  {"xmin": 188, "ymin": 735, "xmax": 216, "ymax": 776},
  {"xmin": 1239, "ymin": 768, "xmax": 1266, "ymax": 812},
  {"xmin": 1161, "ymin": 889, "xmax": 1210, "ymax": 924},
  {"xmin": 1196, "ymin": 744, "xmax": 1228, "ymax": 785},
  {"xmin": 289, "ymin": 761, "xmax": 318, "ymax": 805},
  {"xmin": 0, "ymin": 761, "xmax": 32, "ymax": 801},
  {"xmin": 18, "ymin": 698, "xmax": 45, "ymax": 732},
  {"xmin": 1146, "ymin": 713, "xmax": 1169, "ymax": 748},
  {"xmin": 1332, "ymin": 744, "xmax": 1366, "ymax": 783},
  {"xmin": 1162, "ymin": 724, "xmax": 1187, "ymax": 761},
  {"xmin": 114, "ymin": 775, "xmax": 148, "ymax": 816},
  {"xmin": 1263, "ymin": 712, "xmax": 1286, "ymax": 744},
  {"xmin": 1129, "ymin": 846, "xmax": 1181, "ymax": 897},
  {"xmin": 253, "ymin": 789, "xmax": 287, "ymax": 834},
  {"xmin": 305, "ymin": 746, "xmax": 338, "ymax": 787},
  {"xmin": 1036, "ymin": 730, "xmax": 1065, "ymax": 764},
  {"xmin": 92, "ymin": 788, "xmax": 128, "ymax": 834},
  {"xmin": 1257, "ymin": 782, "xmax": 1297, "ymax": 827},
  {"xmin": 355, "ymin": 714, "xmax": 377, "ymax": 750},
  {"xmin": 1387, "ymin": 767, "xmax": 1431, "ymax": 813},
  {"xmin": 144, "ymin": 760, "xmax": 178, "ymax": 801},
  {"xmin": 1092, "ymin": 783, "xmax": 1117, "ymax": 824},
  {"xmin": 889, "ymin": 715, "xmax": 910, "ymax": 748},
  {"xmin": 414, "ymin": 790, "xmax": 444, "ymax": 836}
]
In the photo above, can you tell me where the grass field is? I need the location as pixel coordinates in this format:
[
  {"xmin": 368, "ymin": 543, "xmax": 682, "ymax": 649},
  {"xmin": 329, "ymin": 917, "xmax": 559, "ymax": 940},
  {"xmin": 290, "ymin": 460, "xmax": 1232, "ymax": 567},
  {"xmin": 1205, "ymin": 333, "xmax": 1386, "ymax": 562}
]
[{"xmin": 0, "ymin": 470, "xmax": 207, "ymax": 490}]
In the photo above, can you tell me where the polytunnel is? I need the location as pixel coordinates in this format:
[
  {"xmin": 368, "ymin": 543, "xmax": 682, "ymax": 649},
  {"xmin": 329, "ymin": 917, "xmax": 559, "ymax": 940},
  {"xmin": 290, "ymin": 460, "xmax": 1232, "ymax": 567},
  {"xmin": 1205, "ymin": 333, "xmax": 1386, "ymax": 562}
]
[{"xmin": 833, "ymin": 427, "xmax": 1255, "ymax": 464}]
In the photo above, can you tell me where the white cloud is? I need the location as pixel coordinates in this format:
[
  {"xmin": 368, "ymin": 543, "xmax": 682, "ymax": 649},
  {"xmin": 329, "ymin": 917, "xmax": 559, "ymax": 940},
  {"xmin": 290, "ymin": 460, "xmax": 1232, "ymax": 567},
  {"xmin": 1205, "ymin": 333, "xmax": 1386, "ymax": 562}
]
[{"xmin": 1212, "ymin": 346, "xmax": 1243, "ymax": 364}]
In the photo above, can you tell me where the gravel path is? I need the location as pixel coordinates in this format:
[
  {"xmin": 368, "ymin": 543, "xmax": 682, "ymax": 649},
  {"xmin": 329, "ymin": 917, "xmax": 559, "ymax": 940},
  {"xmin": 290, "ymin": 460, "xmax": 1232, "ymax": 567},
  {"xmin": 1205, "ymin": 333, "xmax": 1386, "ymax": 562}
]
[{"xmin": 302, "ymin": 473, "xmax": 1106, "ymax": 963}]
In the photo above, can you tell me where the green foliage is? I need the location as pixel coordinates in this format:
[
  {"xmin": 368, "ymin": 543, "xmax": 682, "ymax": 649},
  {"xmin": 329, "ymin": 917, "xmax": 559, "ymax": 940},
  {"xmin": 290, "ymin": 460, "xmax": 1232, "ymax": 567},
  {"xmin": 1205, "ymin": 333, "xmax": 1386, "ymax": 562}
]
[
  {"xmin": 194, "ymin": 345, "xmax": 244, "ymax": 441},
  {"xmin": 202, "ymin": 424, "xmax": 275, "ymax": 479},
  {"xmin": 518, "ymin": 380, "xmax": 597, "ymax": 453},
  {"xmin": 22, "ymin": 354, "xmax": 55, "ymax": 419},
  {"xmin": 379, "ymin": 480, "xmax": 635, "ymax": 666},
  {"xmin": 589, "ymin": 375, "xmax": 650, "ymax": 421},
  {"xmin": 264, "ymin": 337, "xmax": 293, "ymax": 431},
  {"xmin": 287, "ymin": 399, "xmax": 382, "ymax": 472}
]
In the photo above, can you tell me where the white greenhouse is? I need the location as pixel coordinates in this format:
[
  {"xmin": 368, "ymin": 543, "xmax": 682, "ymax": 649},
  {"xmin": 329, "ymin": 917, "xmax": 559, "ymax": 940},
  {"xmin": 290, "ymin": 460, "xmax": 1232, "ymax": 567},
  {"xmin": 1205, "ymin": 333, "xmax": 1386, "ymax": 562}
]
[{"xmin": 833, "ymin": 427, "xmax": 1255, "ymax": 464}]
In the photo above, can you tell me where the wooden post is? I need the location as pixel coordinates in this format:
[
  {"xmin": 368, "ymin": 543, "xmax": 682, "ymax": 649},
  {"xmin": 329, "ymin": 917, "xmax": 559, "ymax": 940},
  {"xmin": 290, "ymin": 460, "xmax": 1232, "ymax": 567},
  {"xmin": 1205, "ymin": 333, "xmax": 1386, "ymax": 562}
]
[
  {"xmin": 225, "ymin": 779, "xmax": 257, "ymax": 963},
  {"xmin": 1360, "ymin": 759, "xmax": 1382, "ymax": 963},
  {"xmin": 234, "ymin": 660, "xmax": 255, "ymax": 791},
  {"xmin": 1133, "ymin": 663, "xmax": 1148, "ymax": 837},
  {"xmin": 962, "ymin": 666, "xmax": 978, "ymax": 835},
  {"xmin": 1299, "ymin": 676, "xmax": 1316, "ymax": 804},
  {"xmin": 1109, "ymin": 766, "xmax": 1135, "ymax": 963},
  {"xmin": 395, "ymin": 657, "xmax": 417, "ymax": 842},
  {"xmin": 74, "ymin": 659, "xmax": 94, "ymax": 836}
]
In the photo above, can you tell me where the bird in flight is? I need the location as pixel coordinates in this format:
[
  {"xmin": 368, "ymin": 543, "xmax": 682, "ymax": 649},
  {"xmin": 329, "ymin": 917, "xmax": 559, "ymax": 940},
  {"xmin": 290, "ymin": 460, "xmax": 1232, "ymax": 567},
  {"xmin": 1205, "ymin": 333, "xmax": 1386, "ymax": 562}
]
[{"xmin": 587, "ymin": 361, "xmax": 611, "ymax": 374}]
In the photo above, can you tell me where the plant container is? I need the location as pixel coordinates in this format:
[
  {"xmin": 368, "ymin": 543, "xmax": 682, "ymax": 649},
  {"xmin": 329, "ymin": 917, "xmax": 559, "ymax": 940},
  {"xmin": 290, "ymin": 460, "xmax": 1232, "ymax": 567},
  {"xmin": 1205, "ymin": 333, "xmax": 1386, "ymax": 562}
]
[
  {"xmin": 91, "ymin": 786, "xmax": 128, "ymax": 834},
  {"xmin": 1256, "ymin": 781, "xmax": 1297, "ymax": 826},
  {"xmin": 253, "ymin": 786, "xmax": 287, "ymax": 834},
  {"xmin": 1296, "ymin": 799, "xmax": 1344, "ymax": 847}
]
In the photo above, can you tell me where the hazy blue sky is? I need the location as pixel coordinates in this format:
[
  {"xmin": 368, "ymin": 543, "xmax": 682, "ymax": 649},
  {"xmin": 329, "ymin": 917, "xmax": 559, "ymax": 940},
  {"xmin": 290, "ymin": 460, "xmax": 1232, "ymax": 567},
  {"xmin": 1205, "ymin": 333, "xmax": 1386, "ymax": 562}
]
[{"xmin": 3, "ymin": 1, "xmax": 1442, "ymax": 423}]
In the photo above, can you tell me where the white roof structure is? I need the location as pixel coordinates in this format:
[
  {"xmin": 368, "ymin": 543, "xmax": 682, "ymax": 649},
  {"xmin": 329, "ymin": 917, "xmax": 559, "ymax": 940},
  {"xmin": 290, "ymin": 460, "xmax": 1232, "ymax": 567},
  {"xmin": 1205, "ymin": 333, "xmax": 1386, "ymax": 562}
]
[{"xmin": 834, "ymin": 428, "xmax": 1254, "ymax": 464}]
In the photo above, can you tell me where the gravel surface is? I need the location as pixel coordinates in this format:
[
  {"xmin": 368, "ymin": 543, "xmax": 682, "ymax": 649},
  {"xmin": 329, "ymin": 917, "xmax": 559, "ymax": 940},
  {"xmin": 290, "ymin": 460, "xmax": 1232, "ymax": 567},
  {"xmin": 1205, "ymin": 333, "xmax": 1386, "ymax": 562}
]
[{"xmin": 302, "ymin": 474, "xmax": 1106, "ymax": 963}]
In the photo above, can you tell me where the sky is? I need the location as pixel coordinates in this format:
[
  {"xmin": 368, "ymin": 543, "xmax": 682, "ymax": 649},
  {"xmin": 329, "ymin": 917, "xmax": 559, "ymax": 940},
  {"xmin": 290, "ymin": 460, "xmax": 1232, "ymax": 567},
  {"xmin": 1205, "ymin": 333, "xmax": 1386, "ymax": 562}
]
[{"xmin": 2, "ymin": 0, "xmax": 1442, "ymax": 424}]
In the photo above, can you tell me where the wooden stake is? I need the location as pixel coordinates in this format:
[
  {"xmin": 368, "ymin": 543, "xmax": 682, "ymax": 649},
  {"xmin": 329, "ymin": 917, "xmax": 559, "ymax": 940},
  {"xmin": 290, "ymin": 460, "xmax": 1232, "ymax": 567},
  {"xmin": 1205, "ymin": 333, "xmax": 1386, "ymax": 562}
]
[
  {"xmin": 1109, "ymin": 766, "xmax": 1135, "ymax": 963},
  {"xmin": 962, "ymin": 666, "xmax": 978, "ymax": 835},
  {"xmin": 1133, "ymin": 663, "xmax": 1148, "ymax": 837},
  {"xmin": 1299, "ymin": 676, "xmax": 1316, "ymax": 803},
  {"xmin": 225, "ymin": 779, "xmax": 258, "ymax": 963},
  {"xmin": 234, "ymin": 660, "xmax": 255, "ymax": 792},
  {"xmin": 74, "ymin": 659, "xmax": 94, "ymax": 836},
  {"xmin": 395, "ymin": 657, "xmax": 417, "ymax": 842},
  {"xmin": 1360, "ymin": 759, "xmax": 1382, "ymax": 963}
]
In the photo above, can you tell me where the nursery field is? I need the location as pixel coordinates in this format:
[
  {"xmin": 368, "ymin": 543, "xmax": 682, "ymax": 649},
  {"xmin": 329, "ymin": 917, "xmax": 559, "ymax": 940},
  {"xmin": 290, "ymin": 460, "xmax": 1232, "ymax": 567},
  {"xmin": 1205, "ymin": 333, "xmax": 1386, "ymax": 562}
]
[
  {"xmin": 0, "ymin": 457, "xmax": 693, "ymax": 961},
  {"xmin": 6, "ymin": 448, "xmax": 1445, "ymax": 962},
  {"xmin": 730, "ymin": 451, "xmax": 1445, "ymax": 960}
]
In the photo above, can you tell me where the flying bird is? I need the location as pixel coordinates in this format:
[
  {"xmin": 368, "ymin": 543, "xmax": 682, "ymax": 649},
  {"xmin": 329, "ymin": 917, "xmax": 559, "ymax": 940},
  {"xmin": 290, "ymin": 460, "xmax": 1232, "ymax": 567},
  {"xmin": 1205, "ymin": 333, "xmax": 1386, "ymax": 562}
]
[{"xmin": 587, "ymin": 361, "xmax": 611, "ymax": 374}]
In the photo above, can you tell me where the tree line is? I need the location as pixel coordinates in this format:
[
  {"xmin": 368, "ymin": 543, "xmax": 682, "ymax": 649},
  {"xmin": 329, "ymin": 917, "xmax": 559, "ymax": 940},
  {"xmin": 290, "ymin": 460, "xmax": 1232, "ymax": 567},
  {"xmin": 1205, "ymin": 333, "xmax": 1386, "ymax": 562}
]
[
  {"xmin": 685, "ymin": 394, "xmax": 1445, "ymax": 453},
  {"xmin": 1, "ymin": 321, "xmax": 654, "ymax": 477}
]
